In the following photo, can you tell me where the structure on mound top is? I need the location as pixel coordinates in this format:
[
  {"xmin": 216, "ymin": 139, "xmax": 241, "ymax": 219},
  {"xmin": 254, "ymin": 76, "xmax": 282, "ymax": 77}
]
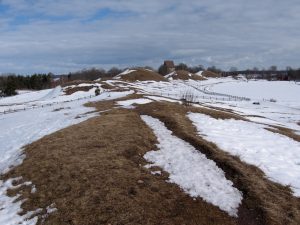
[{"xmin": 164, "ymin": 60, "xmax": 175, "ymax": 73}]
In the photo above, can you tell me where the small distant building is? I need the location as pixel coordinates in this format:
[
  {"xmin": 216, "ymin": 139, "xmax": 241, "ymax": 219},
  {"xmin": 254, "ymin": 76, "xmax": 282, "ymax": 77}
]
[
  {"xmin": 164, "ymin": 60, "xmax": 175, "ymax": 73},
  {"xmin": 158, "ymin": 60, "xmax": 176, "ymax": 76}
]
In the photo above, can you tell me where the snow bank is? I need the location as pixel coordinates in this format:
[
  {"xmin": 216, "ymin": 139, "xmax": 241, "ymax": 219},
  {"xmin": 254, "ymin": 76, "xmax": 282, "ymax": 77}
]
[
  {"xmin": 188, "ymin": 113, "xmax": 300, "ymax": 196},
  {"xmin": 141, "ymin": 115, "xmax": 242, "ymax": 217}
]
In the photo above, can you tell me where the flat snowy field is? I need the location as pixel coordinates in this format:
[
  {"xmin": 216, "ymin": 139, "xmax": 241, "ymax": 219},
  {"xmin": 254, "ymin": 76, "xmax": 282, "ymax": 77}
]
[{"xmin": 209, "ymin": 80, "xmax": 300, "ymax": 108}]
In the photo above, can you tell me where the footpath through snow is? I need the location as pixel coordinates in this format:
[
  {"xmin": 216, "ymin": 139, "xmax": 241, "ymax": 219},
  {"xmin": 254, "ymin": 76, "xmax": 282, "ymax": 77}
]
[{"xmin": 141, "ymin": 115, "xmax": 242, "ymax": 217}]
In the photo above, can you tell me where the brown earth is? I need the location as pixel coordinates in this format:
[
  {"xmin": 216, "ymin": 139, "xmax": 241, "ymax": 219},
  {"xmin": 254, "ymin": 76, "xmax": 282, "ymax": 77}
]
[
  {"xmin": 169, "ymin": 70, "xmax": 207, "ymax": 81},
  {"xmin": 116, "ymin": 69, "xmax": 167, "ymax": 82},
  {"xmin": 3, "ymin": 107, "xmax": 237, "ymax": 225},
  {"xmin": 202, "ymin": 71, "xmax": 221, "ymax": 78}
]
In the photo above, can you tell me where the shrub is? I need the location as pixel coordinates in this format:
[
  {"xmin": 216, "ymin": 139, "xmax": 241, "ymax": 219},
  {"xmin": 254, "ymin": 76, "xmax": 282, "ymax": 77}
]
[{"xmin": 95, "ymin": 87, "xmax": 100, "ymax": 96}]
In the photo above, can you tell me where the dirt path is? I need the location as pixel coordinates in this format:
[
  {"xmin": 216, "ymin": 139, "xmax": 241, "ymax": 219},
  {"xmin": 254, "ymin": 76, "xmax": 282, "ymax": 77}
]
[{"xmin": 3, "ymin": 107, "xmax": 237, "ymax": 225}]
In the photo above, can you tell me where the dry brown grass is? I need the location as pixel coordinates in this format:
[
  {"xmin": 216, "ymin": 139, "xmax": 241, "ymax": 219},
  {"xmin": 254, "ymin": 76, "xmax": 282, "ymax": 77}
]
[
  {"xmin": 202, "ymin": 71, "xmax": 221, "ymax": 78},
  {"xmin": 64, "ymin": 86, "xmax": 95, "ymax": 95},
  {"xmin": 265, "ymin": 125, "xmax": 300, "ymax": 142},
  {"xmin": 190, "ymin": 105, "xmax": 247, "ymax": 121},
  {"xmin": 117, "ymin": 69, "xmax": 167, "ymax": 82},
  {"xmin": 100, "ymin": 82, "xmax": 114, "ymax": 90},
  {"xmin": 170, "ymin": 70, "xmax": 207, "ymax": 81},
  {"xmin": 2, "ymin": 108, "xmax": 237, "ymax": 225},
  {"xmin": 135, "ymin": 101, "xmax": 300, "ymax": 225}
]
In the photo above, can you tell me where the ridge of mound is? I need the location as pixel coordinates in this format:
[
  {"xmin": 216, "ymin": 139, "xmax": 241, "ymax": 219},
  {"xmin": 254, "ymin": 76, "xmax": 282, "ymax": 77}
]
[
  {"xmin": 115, "ymin": 69, "xmax": 167, "ymax": 82},
  {"xmin": 202, "ymin": 70, "xmax": 221, "ymax": 78},
  {"xmin": 166, "ymin": 70, "xmax": 206, "ymax": 81}
]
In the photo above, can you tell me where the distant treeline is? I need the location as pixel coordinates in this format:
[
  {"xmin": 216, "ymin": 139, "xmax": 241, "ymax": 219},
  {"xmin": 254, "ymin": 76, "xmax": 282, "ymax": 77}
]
[
  {"xmin": 0, "ymin": 74, "xmax": 52, "ymax": 96},
  {"xmin": 1, "ymin": 63, "xmax": 299, "ymax": 97},
  {"xmin": 66, "ymin": 67, "xmax": 123, "ymax": 81},
  {"xmin": 287, "ymin": 69, "xmax": 300, "ymax": 81}
]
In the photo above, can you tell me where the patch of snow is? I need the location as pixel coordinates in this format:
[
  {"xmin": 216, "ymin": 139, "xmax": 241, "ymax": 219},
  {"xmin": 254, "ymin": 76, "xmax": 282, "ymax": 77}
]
[
  {"xmin": 16, "ymin": 90, "xmax": 34, "ymax": 95},
  {"xmin": 0, "ymin": 179, "xmax": 38, "ymax": 225},
  {"xmin": 165, "ymin": 71, "xmax": 175, "ymax": 79},
  {"xmin": 31, "ymin": 185, "xmax": 37, "ymax": 194},
  {"xmin": 46, "ymin": 204, "xmax": 57, "ymax": 214},
  {"xmin": 141, "ymin": 115, "xmax": 242, "ymax": 217},
  {"xmin": 188, "ymin": 113, "xmax": 300, "ymax": 197},
  {"xmin": 117, "ymin": 98, "xmax": 152, "ymax": 108},
  {"xmin": 196, "ymin": 71, "xmax": 203, "ymax": 76},
  {"xmin": 114, "ymin": 69, "xmax": 136, "ymax": 79},
  {"xmin": 77, "ymin": 83, "xmax": 93, "ymax": 87},
  {"xmin": 150, "ymin": 171, "xmax": 161, "ymax": 175}
]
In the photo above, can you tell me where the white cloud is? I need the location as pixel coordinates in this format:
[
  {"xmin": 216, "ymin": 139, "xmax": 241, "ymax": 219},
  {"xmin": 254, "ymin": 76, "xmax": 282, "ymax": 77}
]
[{"xmin": 0, "ymin": 0, "xmax": 299, "ymax": 74}]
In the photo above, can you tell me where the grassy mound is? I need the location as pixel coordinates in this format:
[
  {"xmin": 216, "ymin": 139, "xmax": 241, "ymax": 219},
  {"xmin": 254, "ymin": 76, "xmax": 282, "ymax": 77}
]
[
  {"xmin": 202, "ymin": 70, "xmax": 221, "ymax": 78},
  {"xmin": 115, "ymin": 69, "xmax": 167, "ymax": 82}
]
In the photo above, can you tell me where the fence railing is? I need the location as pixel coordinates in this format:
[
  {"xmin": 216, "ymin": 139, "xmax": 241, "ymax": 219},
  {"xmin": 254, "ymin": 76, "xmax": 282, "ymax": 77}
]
[
  {"xmin": 144, "ymin": 91, "xmax": 248, "ymax": 102},
  {"xmin": 184, "ymin": 82, "xmax": 251, "ymax": 101}
]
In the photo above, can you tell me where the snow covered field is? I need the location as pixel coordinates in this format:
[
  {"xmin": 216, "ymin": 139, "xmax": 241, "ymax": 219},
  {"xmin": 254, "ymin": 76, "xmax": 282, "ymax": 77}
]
[{"xmin": 210, "ymin": 80, "xmax": 299, "ymax": 107}]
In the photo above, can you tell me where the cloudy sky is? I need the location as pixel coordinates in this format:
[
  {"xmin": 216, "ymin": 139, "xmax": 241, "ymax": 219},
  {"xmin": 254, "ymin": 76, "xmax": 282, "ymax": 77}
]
[{"xmin": 0, "ymin": 0, "xmax": 300, "ymax": 74}]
